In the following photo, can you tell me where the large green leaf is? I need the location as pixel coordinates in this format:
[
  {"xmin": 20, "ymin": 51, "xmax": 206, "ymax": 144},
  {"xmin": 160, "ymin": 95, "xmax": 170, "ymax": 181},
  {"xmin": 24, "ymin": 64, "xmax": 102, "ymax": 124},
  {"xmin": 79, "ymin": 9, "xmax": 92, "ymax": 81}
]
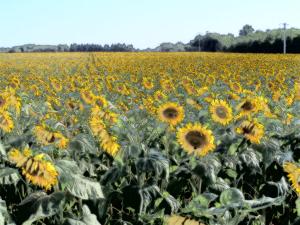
[
  {"xmin": 69, "ymin": 134, "xmax": 97, "ymax": 155},
  {"xmin": 136, "ymin": 150, "xmax": 169, "ymax": 182},
  {"xmin": 64, "ymin": 205, "xmax": 101, "ymax": 225},
  {"xmin": 56, "ymin": 160, "xmax": 104, "ymax": 200},
  {"xmin": 0, "ymin": 167, "xmax": 20, "ymax": 185},
  {"xmin": 0, "ymin": 198, "xmax": 13, "ymax": 225},
  {"xmin": 220, "ymin": 188, "xmax": 245, "ymax": 206},
  {"xmin": 18, "ymin": 191, "xmax": 65, "ymax": 225}
]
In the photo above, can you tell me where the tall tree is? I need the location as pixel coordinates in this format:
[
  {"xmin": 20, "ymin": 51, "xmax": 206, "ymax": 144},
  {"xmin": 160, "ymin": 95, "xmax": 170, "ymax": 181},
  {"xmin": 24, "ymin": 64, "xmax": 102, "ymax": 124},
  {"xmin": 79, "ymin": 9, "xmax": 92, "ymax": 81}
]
[{"xmin": 239, "ymin": 25, "xmax": 255, "ymax": 36}]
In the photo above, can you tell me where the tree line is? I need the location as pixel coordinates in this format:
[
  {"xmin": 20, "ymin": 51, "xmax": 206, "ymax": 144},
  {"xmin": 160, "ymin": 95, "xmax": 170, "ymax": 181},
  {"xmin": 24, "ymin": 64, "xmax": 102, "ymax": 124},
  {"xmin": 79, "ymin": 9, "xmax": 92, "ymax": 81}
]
[{"xmin": 2, "ymin": 25, "xmax": 300, "ymax": 53}]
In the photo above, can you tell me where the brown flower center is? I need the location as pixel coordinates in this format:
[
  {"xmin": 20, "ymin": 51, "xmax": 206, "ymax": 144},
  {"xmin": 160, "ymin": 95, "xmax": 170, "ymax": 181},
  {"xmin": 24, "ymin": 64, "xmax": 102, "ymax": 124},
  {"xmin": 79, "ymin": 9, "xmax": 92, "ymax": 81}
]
[
  {"xmin": 48, "ymin": 134, "xmax": 56, "ymax": 143},
  {"xmin": 186, "ymin": 131, "xmax": 207, "ymax": 149},
  {"xmin": 242, "ymin": 124, "xmax": 255, "ymax": 134},
  {"xmin": 241, "ymin": 101, "xmax": 254, "ymax": 111},
  {"xmin": 216, "ymin": 106, "xmax": 228, "ymax": 119},
  {"xmin": 163, "ymin": 107, "xmax": 179, "ymax": 119},
  {"xmin": 0, "ymin": 97, "xmax": 6, "ymax": 108},
  {"xmin": 96, "ymin": 100, "xmax": 104, "ymax": 107}
]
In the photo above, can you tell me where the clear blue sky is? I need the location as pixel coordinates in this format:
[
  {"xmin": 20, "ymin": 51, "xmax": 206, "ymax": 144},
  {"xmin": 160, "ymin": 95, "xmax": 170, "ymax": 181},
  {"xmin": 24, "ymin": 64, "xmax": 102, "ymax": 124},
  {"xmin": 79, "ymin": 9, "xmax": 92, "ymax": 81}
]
[{"xmin": 0, "ymin": 0, "xmax": 299, "ymax": 49}]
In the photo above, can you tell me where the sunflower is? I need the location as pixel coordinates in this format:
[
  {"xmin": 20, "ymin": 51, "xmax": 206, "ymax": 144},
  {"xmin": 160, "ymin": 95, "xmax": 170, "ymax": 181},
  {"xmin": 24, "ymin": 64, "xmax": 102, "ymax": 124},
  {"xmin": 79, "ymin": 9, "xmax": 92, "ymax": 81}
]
[
  {"xmin": 93, "ymin": 95, "xmax": 108, "ymax": 108},
  {"xmin": 51, "ymin": 80, "xmax": 63, "ymax": 92},
  {"xmin": 236, "ymin": 98, "xmax": 260, "ymax": 118},
  {"xmin": 142, "ymin": 78, "xmax": 154, "ymax": 90},
  {"xmin": 34, "ymin": 125, "xmax": 69, "ymax": 149},
  {"xmin": 210, "ymin": 99, "xmax": 233, "ymax": 125},
  {"xmin": 8, "ymin": 148, "xmax": 58, "ymax": 190},
  {"xmin": 0, "ymin": 111, "xmax": 14, "ymax": 133},
  {"xmin": 65, "ymin": 99, "xmax": 83, "ymax": 111},
  {"xmin": 10, "ymin": 77, "xmax": 20, "ymax": 89},
  {"xmin": 91, "ymin": 106, "xmax": 118, "ymax": 124},
  {"xmin": 98, "ymin": 129, "xmax": 120, "ymax": 157},
  {"xmin": 157, "ymin": 102, "xmax": 184, "ymax": 126},
  {"xmin": 160, "ymin": 79, "xmax": 175, "ymax": 92},
  {"xmin": 186, "ymin": 98, "xmax": 202, "ymax": 110},
  {"xmin": 236, "ymin": 119, "xmax": 264, "ymax": 144},
  {"xmin": 0, "ymin": 88, "xmax": 21, "ymax": 114},
  {"xmin": 154, "ymin": 90, "xmax": 167, "ymax": 102},
  {"xmin": 177, "ymin": 123, "xmax": 215, "ymax": 157},
  {"xmin": 81, "ymin": 89, "xmax": 95, "ymax": 104},
  {"xmin": 141, "ymin": 96, "xmax": 156, "ymax": 114},
  {"xmin": 283, "ymin": 162, "xmax": 300, "ymax": 195},
  {"xmin": 0, "ymin": 95, "xmax": 9, "ymax": 111},
  {"xmin": 229, "ymin": 82, "xmax": 243, "ymax": 93},
  {"xmin": 89, "ymin": 116, "xmax": 106, "ymax": 136},
  {"xmin": 196, "ymin": 86, "xmax": 209, "ymax": 96}
]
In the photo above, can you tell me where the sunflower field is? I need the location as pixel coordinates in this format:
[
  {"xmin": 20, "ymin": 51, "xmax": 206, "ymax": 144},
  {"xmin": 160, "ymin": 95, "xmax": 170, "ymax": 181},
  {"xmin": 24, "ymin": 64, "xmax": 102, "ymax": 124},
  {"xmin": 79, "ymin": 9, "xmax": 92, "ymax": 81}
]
[{"xmin": 1, "ymin": 52, "xmax": 300, "ymax": 225}]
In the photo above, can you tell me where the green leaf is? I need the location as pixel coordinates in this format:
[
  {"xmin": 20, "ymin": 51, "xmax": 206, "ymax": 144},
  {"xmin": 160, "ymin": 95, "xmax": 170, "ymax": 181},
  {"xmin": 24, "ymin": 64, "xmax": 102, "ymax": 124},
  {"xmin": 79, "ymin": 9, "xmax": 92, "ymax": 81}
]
[
  {"xmin": 226, "ymin": 169, "xmax": 237, "ymax": 179},
  {"xmin": 296, "ymin": 198, "xmax": 300, "ymax": 217},
  {"xmin": 69, "ymin": 134, "xmax": 97, "ymax": 155},
  {"xmin": 0, "ymin": 198, "xmax": 13, "ymax": 225},
  {"xmin": 64, "ymin": 205, "xmax": 101, "ymax": 225},
  {"xmin": 0, "ymin": 167, "xmax": 20, "ymax": 185},
  {"xmin": 239, "ymin": 149, "xmax": 262, "ymax": 171},
  {"xmin": 19, "ymin": 191, "xmax": 65, "ymax": 225},
  {"xmin": 56, "ymin": 160, "xmax": 104, "ymax": 200},
  {"xmin": 220, "ymin": 188, "xmax": 245, "ymax": 206},
  {"xmin": 136, "ymin": 150, "xmax": 169, "ymax": 181}
]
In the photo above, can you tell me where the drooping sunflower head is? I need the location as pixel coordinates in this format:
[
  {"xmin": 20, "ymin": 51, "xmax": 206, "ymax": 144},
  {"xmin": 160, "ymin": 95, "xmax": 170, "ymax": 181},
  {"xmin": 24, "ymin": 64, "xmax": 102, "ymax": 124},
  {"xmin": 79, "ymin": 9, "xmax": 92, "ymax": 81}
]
[
  {"xmin": 157, "ymin": 102, "xmax": 184, "ymax": 126},
  {"xmin": 177, "ymin": 123, "xmax": 215, "ymax": 157},
  {"xmin": 210, "ymin": 99, "xmax": 233, "ymax": 125},
  {"xmin": 236, "ymin": 119, "xmax": 264, "ymax": 144},
  {"xmin": 0, "ymin": 111, "xmax": 14, "ymax": 133},
  {"xmin": 10, "ymin": 77, "xmax": 20, "ymax": 89},
  {"xmin": 34, "ymin": 125, "xmax": 69, "ymax": 149},
  {"xmin": 98, "ymin": 129, "xmax": 120, "ymax": 157},
  {"xmin": 283, "ymin": 162, "xmax": 300, "ymax": 195},
  {"xmin": 0, "ymin": 94, "xmax": 9, "ymax": 110},
  {"xmin": 8, "ymin": 148, "xmax": 58, "ymax": 190}
]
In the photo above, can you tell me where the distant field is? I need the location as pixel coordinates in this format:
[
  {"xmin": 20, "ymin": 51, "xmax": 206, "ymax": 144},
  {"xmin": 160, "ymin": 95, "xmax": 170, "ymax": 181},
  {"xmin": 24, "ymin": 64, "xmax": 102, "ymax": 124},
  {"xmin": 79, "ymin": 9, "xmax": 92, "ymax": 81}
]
[{"xmin": 1, "ymin": 52, "xmax": 300, "ymax": 224}]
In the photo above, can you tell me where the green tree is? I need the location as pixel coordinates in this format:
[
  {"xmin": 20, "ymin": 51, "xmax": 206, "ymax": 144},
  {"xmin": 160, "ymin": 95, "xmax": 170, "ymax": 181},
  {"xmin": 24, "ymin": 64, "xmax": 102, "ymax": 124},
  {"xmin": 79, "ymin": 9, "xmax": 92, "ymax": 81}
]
[{"xmin": 239, "ymin": 24, "xmax": 255, "ymax": 36}]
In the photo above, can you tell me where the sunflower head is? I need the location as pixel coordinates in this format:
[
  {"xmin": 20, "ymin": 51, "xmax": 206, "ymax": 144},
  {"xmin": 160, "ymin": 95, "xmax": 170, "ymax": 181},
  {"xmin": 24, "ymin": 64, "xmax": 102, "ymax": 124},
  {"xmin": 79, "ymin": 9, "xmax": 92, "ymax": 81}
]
[
  {"xmin": 177, "ymin": 123, "xmax": 215, "ymax": 157},
  {"xmin": 0, "ymin": 95, "xmax": 8, "ymax": 109},
  {"xmin": 210, "ymin": 99, "xmax": 233, "ymax": 125},
  {"xmin": 158, "ymin": 102, "xmax": 184, "ymax": 126},
  {"xmin": 8, "ymin": 148, "xmax": 58, "ymax": 190},
  {"xmin": 236, "ymin": 98, "xmax": 260, "ymax": 118},
  {"xmin": 236, "ymin": 119, "xmax": 264, "ymax": 144},
  {"xmin": 81, "ymin": 89, "xmax": 95, "ymax": 104},
  {"xmin": 0, "ymin": 111, "xmax": 14, "ymax": 133},
  {"xmin": 283, "ymin": 162, "xmax": 300, "ymax": 195},
  {"xmin": 93, "ymin": 95, "xmax": 108, "ymax": 108}
]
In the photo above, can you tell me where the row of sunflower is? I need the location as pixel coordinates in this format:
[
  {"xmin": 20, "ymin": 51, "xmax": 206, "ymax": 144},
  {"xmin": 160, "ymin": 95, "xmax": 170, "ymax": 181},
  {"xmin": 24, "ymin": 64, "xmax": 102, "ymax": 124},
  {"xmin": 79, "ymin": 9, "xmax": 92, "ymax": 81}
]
[{"xmin": 0, "ymin": 52, "xmax": 300, "ymax": 224}]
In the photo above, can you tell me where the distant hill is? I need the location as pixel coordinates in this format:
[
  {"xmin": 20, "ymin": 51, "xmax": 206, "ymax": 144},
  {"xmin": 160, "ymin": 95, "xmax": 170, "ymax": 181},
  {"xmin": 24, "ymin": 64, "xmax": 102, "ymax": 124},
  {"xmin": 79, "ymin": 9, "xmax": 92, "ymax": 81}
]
[{"xmin": 0, "ymin": 44, "xmax": 69, "ymax": 53}]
